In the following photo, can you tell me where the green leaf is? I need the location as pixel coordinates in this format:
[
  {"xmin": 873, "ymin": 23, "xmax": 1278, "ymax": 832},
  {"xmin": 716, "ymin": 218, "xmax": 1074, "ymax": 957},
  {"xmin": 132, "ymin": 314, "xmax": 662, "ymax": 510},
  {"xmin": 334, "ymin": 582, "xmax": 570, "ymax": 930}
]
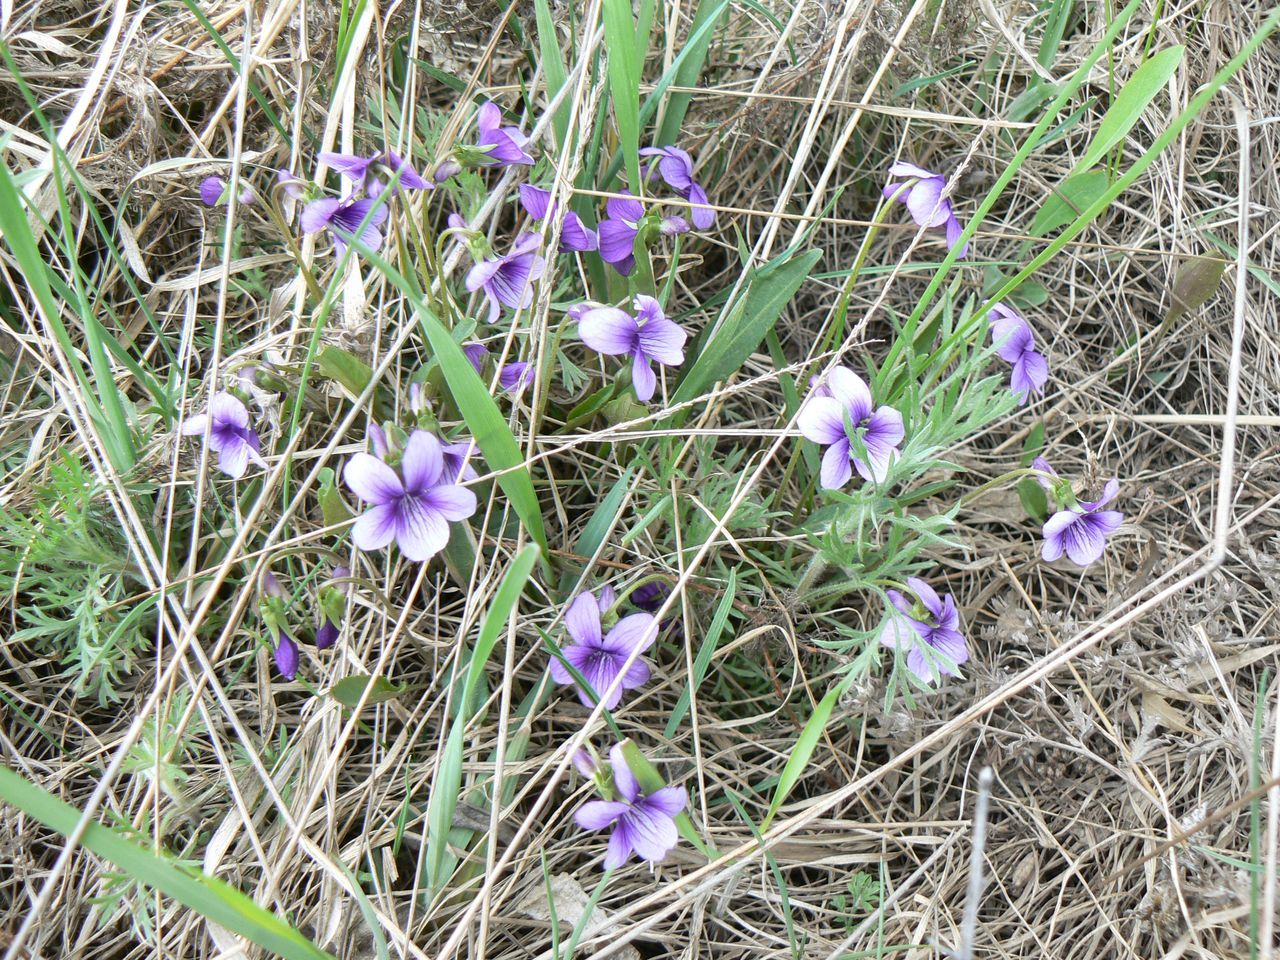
[
  {"xmin": 672, "ymin": 249, "xmax": 821, "ymax": 407},
  {"xmin": 317, "ymin": 346, "xmax": 392, "ymax": 417},
  {"xmin": 534, "ymin": 0, "xmax": 571, "ymax": 150},
  {"xmin": 1074, "ymin": 46, "xmax": 1184, "ymax": 173},
  {"xmin": 1028, "ymin": 170, "xmax": 1109, "ymax": 237},
  {"xmin": 602, "ymin": 0, "xmax": 643, "ymax": 188},
  {"xmin": 655, "ymin": 0, "xmax": 731, "ymax": 145},
  {"xmin": 761, "ymin": 677, "xmax": 850, "ymax": 831},
  {"xmin": 1166, "ymin": 255, "xmax": 1227, "ymax": 324},
  {"xmin": 0, "ymin": 766, "xmax": 335, "ymax": 960},
  {"xmin": 416, "ymin": 308, "xmax": 550, "ymax": 561},
  {"xmin": 459, "ymin": 544, "xmax": 541, "ymax": 717},
  {"xmin": 1017, "ymin": 477, "xmax": 1049, "ymax": 522},
  {"xmin": 329, "ymin": 675, "xmax": 407, "ymax": 708}
]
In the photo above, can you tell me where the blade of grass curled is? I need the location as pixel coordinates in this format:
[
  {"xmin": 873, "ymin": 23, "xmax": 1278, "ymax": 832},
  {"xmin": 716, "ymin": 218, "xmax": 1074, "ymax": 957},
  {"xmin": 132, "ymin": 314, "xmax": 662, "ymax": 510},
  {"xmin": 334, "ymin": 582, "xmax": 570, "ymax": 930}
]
[{"xmin": 0, "ymin": 766, "xmax": 335, "ymax": 960}]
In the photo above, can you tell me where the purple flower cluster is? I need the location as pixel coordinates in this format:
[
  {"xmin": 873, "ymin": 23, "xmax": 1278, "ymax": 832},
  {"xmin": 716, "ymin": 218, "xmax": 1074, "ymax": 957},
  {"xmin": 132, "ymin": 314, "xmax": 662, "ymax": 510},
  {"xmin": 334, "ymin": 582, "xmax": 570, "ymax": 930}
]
[
  {"xmin": 883, "ymin": 161, "xmax": 968, "ymax": 257},
  {"xmin": 989, "ymin": 303, "xmax": 1048, "ymax": 403},
  {"xmin": 180, "ymin": 391, "xmax": 267, "ymax": 479},
  {"xmin": 550, "ymin": 590, "xmax": 657, "ymax": 709}
]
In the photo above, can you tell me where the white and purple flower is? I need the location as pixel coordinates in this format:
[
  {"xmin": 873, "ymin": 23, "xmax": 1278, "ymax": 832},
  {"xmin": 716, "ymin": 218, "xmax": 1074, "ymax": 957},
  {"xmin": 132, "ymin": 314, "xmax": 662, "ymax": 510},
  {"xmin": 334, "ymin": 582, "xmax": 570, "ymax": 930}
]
[
  {"xmin": 549, "ymin": 592, "xmax": 658, "ymax": 710},
  {"xmin": 574, "ymin": 744, "xmax": 687, "ymax": 869},
  {"xmin": 343, "ymin": 430, "xmax": 477, "ymax": 563},
  {"xmin": 181, "ymin": 391, "xmax": 267, "ymax": 479},
  {"xmin": 882, "ymin": 161, "xmax": 968, "ymax": 258},
  {"xmin": 465, "ymin": 234, "xmax": 546, "ymax": 324},
  {"xmin": 1042, "ymin": 477, "xmax": 1123, "ymax": 567},
  {"xmin": 989, "ymin": 303, "xmax": 1048, "ymax": 403},
  {"xmin": 519, "ymin": 184, "xmax": 598, "ymax": 253},
  {"xmin": 577, "ymin": 295, "xmax": 687, "ymax": 403},
  {"xmin": 878, "ymin": 577, "xmax": 968, "ymax": 684},
  {"xmin": 300, "ymin": 195, "xmax": 388, "ymax": 255},
  {"xmin": 798, "ymin": 367, "xmax": 904, "ymax": 488},
  {"xmin": 639, "ymin": 145, "xmax": 715, "ymax": 229}
]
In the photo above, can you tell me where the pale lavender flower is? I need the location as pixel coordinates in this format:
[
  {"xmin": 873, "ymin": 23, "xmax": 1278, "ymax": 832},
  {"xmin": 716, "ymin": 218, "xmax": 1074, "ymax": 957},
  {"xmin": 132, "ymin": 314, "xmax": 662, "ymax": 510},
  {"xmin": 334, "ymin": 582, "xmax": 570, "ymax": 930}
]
[
  {"xmin": 465, "ymin": 233, "xmax": 546, "ymax": 323},
  {"xmin": 300, "ymin": 196, "xmax": 388, "ymax": 255},
  {"xmin": 367, "ymin": 422, "xmax": 390, "ymax": 460},
  {"xmin": 989, "ymin": 303, "xmax": 1048, "ymax": 403},
  {"xmin": 1031, "ymin": 456, "xmax": 1057, "ymax": 490},
  {"xmin": 572, "ymin": 747, "xmax": 600, "ymax": 778},
  {"xmin": 181, "ymin": 391, "xmax": 267, "ymax": 479},
  {"xmin": 882, "ymin": 161, "xmax": 968, "ymax": 257},
  {"xmin": 519, "ymin": 184, "xmax": 598, "ymax": 252},
  {"xmin": 200, "ymin": 176, "xmax": 256, "ymax": 206},
  {"xmin": 797, "ymin": 367, "xmax": 904, "ymax": 488},
  {"xmin": 878, "ymin": 577, "xmax": 968, "ymax": 684},
  {"xmin": 319, "ymin": 150, "xmax": 430, "ymax": 198},
  {"xmin": 343, "ymin": 430, "xmax": 477, "ymax": 562},
  {"xmin": 659, "ymin": 215, "xmax": 689, "ymax": 236},
  {"xmin": 473, "ymin": 101, "xmax": 535, "ymax": 167},
  {"xmin": 574, "ymin": 744, "xmax": 687, "ymax": 869},
  {"xmin": 639, "ymin": 145, "xmax": 715, "ymax": 229},
  {"xmin": 1042, "ymin": 478, "xmax": 1123, "ymax": 566},
  {"xmin": 577, "ymin": 295, "xmax": 687, "ymax": 403},
  {"xmin": 595, "ymin": 584, "xmax": 618, "ymax": 612},
  {"xmin": 598, "ymin": 192, "xmax": 645, "ymax": 276},
  {"xmin": 432, "ymin": 159, "xmax": 462, "ymax": 183},
  {"xmin": 549, "ymin": 593, "xmax": 658, "ymax": 709}
]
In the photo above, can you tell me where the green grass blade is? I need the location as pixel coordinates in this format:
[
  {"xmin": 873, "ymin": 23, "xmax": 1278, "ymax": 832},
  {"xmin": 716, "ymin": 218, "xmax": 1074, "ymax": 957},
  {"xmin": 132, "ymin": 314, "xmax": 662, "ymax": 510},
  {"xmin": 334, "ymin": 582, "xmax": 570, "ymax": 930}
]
[
  {"xmin": 664, "ymin": 568, "xmax": 735, "ymax": 737},
  {"xmin": 534, "ymin": 0, "xmax": 572, "ymax": 150},
  {"xmin": 1073, "ymin": 45, "xmax": 1184, "ymax": 173},
  {"xmin": 760, "ymin": 675, "xmax": 851, "ymax": 831},
  {"xmin": 602, "ymin": 0, "xmax": 643, "ymax": 188},
  {"xmin": 427, "ymin": 545, "xmax": 539, "ymax": 891},
  {"xmin": 672, "ymin": 248, "xmax": 821, "ymax": 408},
  {"xmin": 656, "ymin": 0, "xmax": 731, "ymax": 145},
  {"xmin": 416, "ymin": 308, "xmax": 550, "ymax": 561},
  {"xmin": 0, "ymin": 766, "xmax": 335, "ymax": 960}
]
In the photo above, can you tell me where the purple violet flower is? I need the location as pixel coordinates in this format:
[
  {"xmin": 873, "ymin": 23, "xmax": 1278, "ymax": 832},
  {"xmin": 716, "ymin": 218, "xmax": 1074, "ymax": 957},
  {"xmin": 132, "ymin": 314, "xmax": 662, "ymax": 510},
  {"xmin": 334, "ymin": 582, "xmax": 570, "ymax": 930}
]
[
  {"xmin": 797, "ymin": 366, "xmax": 905, "ymax": 488},
  {"xmin": 181, "ymin": 391, "xmax": 267, "ymax": 479},
  {"xmin": 639, "ymin": 145, "xmax": 715, "ymax": 229},
  {"xmin": 989, "ymin": 303, "xmax": 1048, "ymax": 403},
  {"xmin": 499, "ymin": 362, "xmax": 531, "ymax": 394},
  {"xmin": 319, "ymin": 150, "xmax": 430, "ymax": 198},
  {"xmin": 878, "ymin": 577, "xmax": 968, "ymax": 684},
  {"xmin": 1042, "ymin": 478, "xmax": 1123, "ymax": 567},
  {"xmin": 200, "ymin": 176, "xmax": 256, "ymax": 207},
  {"xmin": 882, "ymin": 161, "xmax": 968, "ymax": 258},
  {"xmin": 462, "ymin": 342, "xmax": 489, "ymax": 375},
  {"xmin": 300, "ymin": 196, "xmax": 388, "ymax": 255},
  {"xmin": 574, "ymin": 744, "xmax": 687, "ymax": 869},
  {"xmin": 549, "ymin": 593, "xmax": 658, "ymax": 710},
  {"xmin": 315, "ymin": 565, "xmax": 350, "ymax": 651},
  {"xmin": 343, "ymin": 430, "xmax": 478, "ymax": 562},
  {"xmin": 473, "ymin": 101, "xmax": 535, "ymax": 167},
  {"xmin": 441, "ymin": 438, "xmax": 480, "ymax": 485},
  {"xmin": 598, "ymin": 192, "xmax": 645, "ymax": 276},
  {"xmin": 274, "ymin": 631, "xmax": 300, "ymax": 679},
  {"xmin": 577, "ymin": 295, "xmax": 687, "ymax": 403},
  {"xmin": 519, "ymin": 185, "xmax": 598, "ymax": 253},
  {"xmin": 465, "ymin": 233, "xmax": 546, "ymax": 324}
]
